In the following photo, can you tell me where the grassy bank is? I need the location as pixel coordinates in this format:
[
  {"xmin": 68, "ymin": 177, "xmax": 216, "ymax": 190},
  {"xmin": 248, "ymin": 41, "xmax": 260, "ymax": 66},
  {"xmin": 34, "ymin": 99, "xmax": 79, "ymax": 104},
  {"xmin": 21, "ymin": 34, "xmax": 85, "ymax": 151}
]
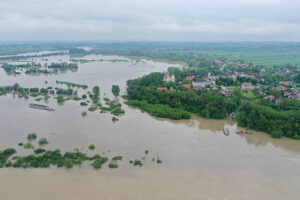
[{"xmin": 127, "ymin": 100, "xmax": 191, "ymax": 120}]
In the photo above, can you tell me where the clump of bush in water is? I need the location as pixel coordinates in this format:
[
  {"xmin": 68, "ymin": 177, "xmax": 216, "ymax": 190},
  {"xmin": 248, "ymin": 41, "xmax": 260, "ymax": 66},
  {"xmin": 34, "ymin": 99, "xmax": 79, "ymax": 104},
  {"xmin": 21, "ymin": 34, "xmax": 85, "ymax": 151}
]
[
  {"xmin": 80, "ymin": 102, "xmax": 88, "ymax": 106},
  {"xmin": 108, "ymin": 156, "xmax": 123, "ymax": 169},
  {"xmin": 129, "ymin": 159, "xmax": 143, "ymax": 167},
  {"xmin": 104, "ymin": 97, "xmax": 110, "ymax": 103},
  {"xmin": 91, "ymin": 156, "xmax": 109, "ymax": 169},
  {"xmin": 35, "ymin": 97, "xmax": 43, "ymax": 101},
  {"xmin": 34, "ymin": 148, "xmax": 46, "ymax": 154},
  {"xmin": 96, "ymin": 103, "xmax": 102, "ymax": 107},
  {"xmin": 24, "ymin": 143, "xmax": 34, "ymax": 149},
  {"xmin": 81, "ymin": 111, "xmax": 87, "ymax": 116},
  {"xmin": 91, "ymin": 86, "xmax": 100, "ymax": 103},
  {"xmin": 88, "ymin": 107, "xmax": 97, "ymax": 112},
  {"xmin": 57, "ymin": 96, "xmax": 64, "ymax": 103},
  {"xmin": 111, "ymin": 107, "xmax": 125, "ymax": 116},
  {"xmin": 108, "ymin": 161, "xmax": 119, "ymax": 168},
  {"xmin": 89, "ymin": 145, "xmax": 95, "ymax": 150},
  {"xmin": 112, "ymin": 116, "xmax": 119, "ymax": 122},
  {"xmin": 0, "ymin": 149, "xmax": 17, "ymax": 167},
  {"xmin": 39, "ymin": 138, "xmax": 49, "ymax": 145},
  {"xmin": 27, "ymin": 133, "xmax": 37, "ymax": 140},
  {"xmin": 112, "ymin": 156, "xmax": 122, "ymax": 161},
  {"xmin": 112, "ymin": 85, "xmax": 120, "ymax": 97},
  {"xmin": 73, "ymin": 96, "xmax": 81, "ymax": 101},
  {"xmin": 100, "ymin": 99, "xmax": 125, "ymax": 116}
]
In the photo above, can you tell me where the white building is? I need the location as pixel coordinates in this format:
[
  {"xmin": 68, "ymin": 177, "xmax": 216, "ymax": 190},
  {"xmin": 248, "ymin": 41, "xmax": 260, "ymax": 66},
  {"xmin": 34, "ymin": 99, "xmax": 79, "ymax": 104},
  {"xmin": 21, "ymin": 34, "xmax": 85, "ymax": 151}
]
[{"xmin": 163, "ymin": 73, "xmax": 175, "ymax": 82}]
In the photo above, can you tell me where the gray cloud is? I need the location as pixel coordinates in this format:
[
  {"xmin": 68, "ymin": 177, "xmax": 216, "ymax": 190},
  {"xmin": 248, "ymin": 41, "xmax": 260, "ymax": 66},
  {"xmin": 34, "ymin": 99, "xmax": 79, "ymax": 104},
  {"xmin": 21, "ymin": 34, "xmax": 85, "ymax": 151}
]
[{"xmin": 0, "ymin": 0, "xmax": 299, "ymax": 41}]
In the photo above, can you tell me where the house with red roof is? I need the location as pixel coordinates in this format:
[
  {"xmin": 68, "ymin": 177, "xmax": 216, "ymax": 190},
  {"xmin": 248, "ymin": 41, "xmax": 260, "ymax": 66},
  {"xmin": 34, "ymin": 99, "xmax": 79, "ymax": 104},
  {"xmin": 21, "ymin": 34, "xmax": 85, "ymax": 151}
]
[
  {"xmin": 186, "ymin": 75, "xmax": 195, "ymax": 80},
  {"xmin": 266, "ymin": 95, "xmax": 274, "ymax": 100},
  {"xmin": 183, "ymin": 84, "xmax": 191, "ymax": 90},
  {"xmin": 276, "ymin": 86, "xmax": 287, "ymax": 91},
  {"xmin": 279, "ymin": 81, "xmax": 292, "ymax": 87},
  {"xmin": 157, "ymin": 87, "xmax": 168, "ymax": 91}
]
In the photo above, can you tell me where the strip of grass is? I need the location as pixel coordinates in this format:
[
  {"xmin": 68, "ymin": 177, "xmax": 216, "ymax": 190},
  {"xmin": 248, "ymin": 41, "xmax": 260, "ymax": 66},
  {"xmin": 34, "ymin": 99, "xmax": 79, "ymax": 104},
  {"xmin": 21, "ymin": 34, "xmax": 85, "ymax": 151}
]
[
  {"xmin": 128, "ymin": 100, "xmax": 191, "ymax": 120},
  {"xmin": 56, "ymin": 81, "xmax": 88, "ymax": 89}
]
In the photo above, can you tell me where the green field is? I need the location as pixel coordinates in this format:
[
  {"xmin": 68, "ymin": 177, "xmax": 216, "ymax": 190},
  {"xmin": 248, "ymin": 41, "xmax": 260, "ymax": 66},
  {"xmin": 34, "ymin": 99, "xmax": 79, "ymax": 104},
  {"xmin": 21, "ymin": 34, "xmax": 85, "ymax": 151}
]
[
  {"xmin": 241, "ymin": 92, "xmax": 257, "ymax": 100},
  {"xmin": 1, "ymin": 42, "xmax": 300, "ymax": 67},
  {"xmin": 203, "ymin": 51, "xmax": 300, "ymax": 67}
]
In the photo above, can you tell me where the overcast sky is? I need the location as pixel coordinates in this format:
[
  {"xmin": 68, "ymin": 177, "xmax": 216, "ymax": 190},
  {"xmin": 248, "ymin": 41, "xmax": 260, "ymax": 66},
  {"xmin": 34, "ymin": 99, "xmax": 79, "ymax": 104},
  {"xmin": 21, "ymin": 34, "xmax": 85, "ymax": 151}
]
[{"xmin": 0, "ymin": 0, "xmax": 299, "ymax": 41}]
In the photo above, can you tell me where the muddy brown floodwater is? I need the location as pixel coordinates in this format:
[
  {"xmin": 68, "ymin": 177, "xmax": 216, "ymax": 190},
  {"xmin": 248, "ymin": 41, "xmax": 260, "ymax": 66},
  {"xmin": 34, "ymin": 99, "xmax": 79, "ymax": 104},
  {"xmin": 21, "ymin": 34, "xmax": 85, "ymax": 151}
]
[{"xmin": 0, "ymin": 55, "xmax": 299, "ymax": 200}]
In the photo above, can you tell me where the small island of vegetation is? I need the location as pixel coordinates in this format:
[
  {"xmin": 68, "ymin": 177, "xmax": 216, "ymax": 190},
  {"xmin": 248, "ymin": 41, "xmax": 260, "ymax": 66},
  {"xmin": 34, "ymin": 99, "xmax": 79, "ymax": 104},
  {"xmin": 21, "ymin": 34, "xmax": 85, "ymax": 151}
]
[{"xmin": 0, "ymin": 133, "xmax": 160, "ymax": 170}]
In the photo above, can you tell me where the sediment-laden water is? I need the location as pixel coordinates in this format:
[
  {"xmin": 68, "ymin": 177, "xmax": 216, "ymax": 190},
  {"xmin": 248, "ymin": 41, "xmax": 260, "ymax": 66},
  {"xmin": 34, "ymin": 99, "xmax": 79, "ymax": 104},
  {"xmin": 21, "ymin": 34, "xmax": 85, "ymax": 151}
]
[{"xmin": 0, "ymin": 54, "xmax": 299, "ymax": 200}]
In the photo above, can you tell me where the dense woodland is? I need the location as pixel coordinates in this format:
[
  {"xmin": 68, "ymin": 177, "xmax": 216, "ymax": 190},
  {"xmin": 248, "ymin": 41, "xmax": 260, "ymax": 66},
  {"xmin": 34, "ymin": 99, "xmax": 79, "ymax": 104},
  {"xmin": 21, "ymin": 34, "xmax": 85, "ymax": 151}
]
[
  {"xmin": 126, "ymin": 72, "xmax": 241, "ymax": 119},
  {"xmin": 236, "ymin": 101, "xmax": 300, "ymax": 139}
]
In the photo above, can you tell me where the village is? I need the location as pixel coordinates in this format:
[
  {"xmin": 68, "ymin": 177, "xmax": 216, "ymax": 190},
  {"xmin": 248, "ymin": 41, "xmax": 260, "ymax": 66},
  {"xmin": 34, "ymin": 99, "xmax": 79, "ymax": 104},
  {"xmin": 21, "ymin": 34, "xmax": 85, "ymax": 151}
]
[{"xmin": 156, "ymin": 59, "xmax": 300, "ymax": 104}]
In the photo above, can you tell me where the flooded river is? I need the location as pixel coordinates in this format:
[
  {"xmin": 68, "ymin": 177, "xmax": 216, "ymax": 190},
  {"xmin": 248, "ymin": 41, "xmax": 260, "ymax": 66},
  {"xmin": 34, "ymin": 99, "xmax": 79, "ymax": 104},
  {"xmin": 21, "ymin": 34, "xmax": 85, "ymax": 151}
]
[{"xmin": 0, "ymin": 55, "xmax": 299, "ymax": 200}]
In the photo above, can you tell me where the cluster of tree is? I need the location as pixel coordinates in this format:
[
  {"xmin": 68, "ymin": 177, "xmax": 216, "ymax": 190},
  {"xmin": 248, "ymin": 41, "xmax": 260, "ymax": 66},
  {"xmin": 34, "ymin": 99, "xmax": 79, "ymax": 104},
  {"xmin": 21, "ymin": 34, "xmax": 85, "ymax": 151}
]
[
  {"xmin": 1, "ymin": 63, "xmax": 41, "ymax": 73},
  {"xmin": 1, "ymin": 136, "xmax": 145, "ymax": 169},
  {"xmin": 25, "ymin": 68, "xmax": 50, "ymax": 74},
  {"xmin": 0, "ymin": 84, "xmax": 79, "ymax": 98},
  {"xmin": 216, "ymin": 77, "xmax": 236, "ymax": 86},
  {"xmin": 48, "ymin": 62, "xmax": 78, "ymax": 69},
  {"xmin": 112, "ymin": 85, "xmax": 120, "ymax": 97},
  {"xmin": 0, "ymin": 148, "xmax": 109, "ymax": 169},
  {"xmin": 236, "ymin": 101, "xmax": 300, "ymax": 139},
  {"xmin": 127, "ymin": 72, "xmax": 241, "ymax": 119},
  {"xmin": 1, "ymin": 63, "xmax": 18, "ymax": 73},
  {"xmin": 0, "ymin": 84, "xmax": 43, "ymax": 94},
  {"xmin": 56, "ymin": 88, "xmax": 74, "ymax": 96},
  {"xmin": 0, "ymin": 148, "xmax": 17, "ymax": 166},
  {"xmin": 91, "ymin": 86, "xmax": 100, "ymax": 103},
  {"xmin": 100, "ymin": 98, "xmax": 125, "ymax": 116},
  {"xmin": 69, "ymin": 48, "xmax": 87, "ymax": 55},
  {"xmin": 216, "ymin": 76, "xmax": 258, "ymax": 87},
  {"xmin": 1, "ymin": 62, "xmax": 79, "ymax": 75},
  {"xmin": 257, "ymin": 98, "xmax": 300, "ymax": 111},
  {"xmin": 261, "ymin": 72, "xmax": 294, "ymax": 87}
]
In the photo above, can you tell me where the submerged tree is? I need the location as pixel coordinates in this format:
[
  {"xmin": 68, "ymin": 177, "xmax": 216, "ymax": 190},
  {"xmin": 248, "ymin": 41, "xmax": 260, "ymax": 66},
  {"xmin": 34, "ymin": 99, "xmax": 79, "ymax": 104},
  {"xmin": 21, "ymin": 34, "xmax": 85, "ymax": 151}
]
[
  {"xmin": 112, "ymin": 85, "xmax": 120, "ymax": 97},
  {"xmin": 92, "ymin": 86, "xmax": 100, "ymax": 100}
]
